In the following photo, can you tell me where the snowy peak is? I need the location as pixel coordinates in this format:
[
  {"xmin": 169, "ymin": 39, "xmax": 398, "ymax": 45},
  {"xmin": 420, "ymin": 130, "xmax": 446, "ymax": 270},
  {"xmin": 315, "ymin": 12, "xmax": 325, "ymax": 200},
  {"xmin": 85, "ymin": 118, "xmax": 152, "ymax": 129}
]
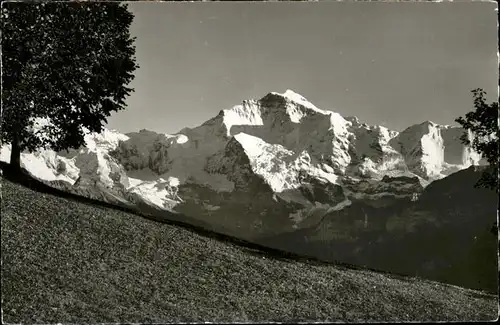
[
  {"xmin": 269, "ymin": 89, "xmax": 324, "ymax": 115},
  {"xmin": 260, "ymin": 90, "xmax": 330, "ymax": 123},
  {"xmin": 277, "ymin": 89, "xmax": 313, "ymax": 103},
  {"xmin": 218, "ymin": 90, "xmax": 337, "ymax": 137},
  {"xmin": 390, "ymin": 121, "xmax": 481, "ymax": 179},
  {"xmin": 83, "ymin": 128, "xmax": 129, "ymax": 152}
]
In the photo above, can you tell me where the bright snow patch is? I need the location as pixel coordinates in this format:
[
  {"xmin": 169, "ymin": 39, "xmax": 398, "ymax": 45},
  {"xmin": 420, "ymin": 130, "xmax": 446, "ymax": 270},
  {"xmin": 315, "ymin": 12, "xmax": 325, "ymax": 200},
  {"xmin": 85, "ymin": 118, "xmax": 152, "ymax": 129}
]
[
  {"xmin": 128, "ymin": 179, "xmax": 180, "ymax": 210},
  {"xmin": 0, "ymin": 145, "xmax": 78, "ymax": 185},
  {"xmin": 234, "ymin": 133, "xmax": 300, "ymax": 192},
  {"xmin": 222, "ymin": 100, "xmax": 264, "ymax": 136},
  {"xmin": 84, "ymin": 129, "xmax": 129, "ymax": 152}
]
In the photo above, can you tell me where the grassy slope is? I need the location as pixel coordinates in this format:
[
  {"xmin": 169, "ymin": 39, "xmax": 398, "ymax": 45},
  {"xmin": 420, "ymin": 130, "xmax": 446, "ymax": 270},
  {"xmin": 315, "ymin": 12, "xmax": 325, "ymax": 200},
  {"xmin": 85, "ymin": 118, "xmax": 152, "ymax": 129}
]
[{"xmin": 1, "ymin": 178, "xmax": 498, "ymax": 323}]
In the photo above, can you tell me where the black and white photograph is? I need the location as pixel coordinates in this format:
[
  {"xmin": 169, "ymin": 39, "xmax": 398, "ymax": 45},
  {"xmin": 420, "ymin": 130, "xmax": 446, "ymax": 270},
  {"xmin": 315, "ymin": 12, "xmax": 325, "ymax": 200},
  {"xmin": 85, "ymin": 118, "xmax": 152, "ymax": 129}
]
[{"xmin": 1, "ymin": 0, "xmax": 498, "ymax": 323}]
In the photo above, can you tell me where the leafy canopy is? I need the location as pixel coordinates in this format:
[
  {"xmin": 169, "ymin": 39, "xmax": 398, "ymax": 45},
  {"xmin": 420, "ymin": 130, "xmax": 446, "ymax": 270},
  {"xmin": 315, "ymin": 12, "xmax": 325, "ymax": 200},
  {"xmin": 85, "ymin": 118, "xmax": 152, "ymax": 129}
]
[
  {"xmin": 1, "ymin": 2, "xmax": 138, "ymax": 153},
  {"xmin": 455, "ymin": 89, "xmax": 499, "ymax": 192}
]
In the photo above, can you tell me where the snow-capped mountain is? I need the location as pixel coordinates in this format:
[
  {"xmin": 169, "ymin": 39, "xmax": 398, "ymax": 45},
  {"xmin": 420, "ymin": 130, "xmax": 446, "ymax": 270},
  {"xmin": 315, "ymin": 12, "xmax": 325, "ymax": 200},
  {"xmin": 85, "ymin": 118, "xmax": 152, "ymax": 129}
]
[
  {"xmin": 389, "ymin": 121, "xmax": 481, "ymax": 179},
  {"xmin": 0, "ymin": 90, "xmax": 483, "ymax": 238}
]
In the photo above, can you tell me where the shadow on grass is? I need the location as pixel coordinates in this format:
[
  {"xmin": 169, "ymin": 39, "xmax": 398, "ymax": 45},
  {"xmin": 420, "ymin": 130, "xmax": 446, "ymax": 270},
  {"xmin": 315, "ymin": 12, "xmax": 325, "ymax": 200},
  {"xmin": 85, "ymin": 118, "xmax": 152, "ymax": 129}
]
[{"xmin": 0, "ymin": 161, "xmax": 484, "ymax": 290}]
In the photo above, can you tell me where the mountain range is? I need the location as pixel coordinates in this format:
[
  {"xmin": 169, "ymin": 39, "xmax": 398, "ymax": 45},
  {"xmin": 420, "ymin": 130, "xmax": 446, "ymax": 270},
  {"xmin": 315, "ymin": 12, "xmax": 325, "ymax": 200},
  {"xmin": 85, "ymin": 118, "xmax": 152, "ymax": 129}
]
[{"xmin": 1, "ymin": 90, "xmax": 496, "ymax": 292}]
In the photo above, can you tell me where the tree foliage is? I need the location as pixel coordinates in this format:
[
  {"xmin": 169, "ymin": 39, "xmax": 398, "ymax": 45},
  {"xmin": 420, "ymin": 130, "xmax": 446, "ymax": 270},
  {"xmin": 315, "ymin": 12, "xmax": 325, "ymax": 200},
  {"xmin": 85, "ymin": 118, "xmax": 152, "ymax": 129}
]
[
  {"xmin": 455, "ymin": 89, "xmax": 499, "ymax": 192},
  {"xmin": 1, "ymin": 2, "xmax": 138, "ymax": 167}
]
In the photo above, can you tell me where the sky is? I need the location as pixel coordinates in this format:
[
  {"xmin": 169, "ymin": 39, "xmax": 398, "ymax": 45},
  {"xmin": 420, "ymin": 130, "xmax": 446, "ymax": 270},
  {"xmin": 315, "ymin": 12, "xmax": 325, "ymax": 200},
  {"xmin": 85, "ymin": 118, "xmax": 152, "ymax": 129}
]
[{"xmin": 106, "ymin": 1, "xmax": 498, "ymax": 135}]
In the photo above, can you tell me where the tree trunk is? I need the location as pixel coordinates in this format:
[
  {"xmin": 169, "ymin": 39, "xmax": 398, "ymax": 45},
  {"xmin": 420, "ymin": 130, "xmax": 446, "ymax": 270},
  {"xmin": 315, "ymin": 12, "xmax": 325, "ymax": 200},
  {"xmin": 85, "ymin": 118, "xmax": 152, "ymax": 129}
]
[{"xmin": 10, "ymin": 133, "xmax": 22, "ymax": 173}]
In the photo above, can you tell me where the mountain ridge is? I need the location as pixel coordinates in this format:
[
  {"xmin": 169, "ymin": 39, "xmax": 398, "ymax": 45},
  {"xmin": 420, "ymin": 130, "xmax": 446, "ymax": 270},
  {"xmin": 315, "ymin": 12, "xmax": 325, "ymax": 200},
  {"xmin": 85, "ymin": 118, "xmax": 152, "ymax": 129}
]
[{"xmin": 0, "ymin": 90, "xmax": 485, "ymax": 239}]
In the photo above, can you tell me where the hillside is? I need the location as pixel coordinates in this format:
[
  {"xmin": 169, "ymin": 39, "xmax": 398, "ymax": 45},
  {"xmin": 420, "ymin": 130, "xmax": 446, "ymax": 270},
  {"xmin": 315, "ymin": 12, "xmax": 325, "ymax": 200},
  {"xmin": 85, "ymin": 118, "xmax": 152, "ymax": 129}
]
[
  {"xmin": 259, "ymin": 166, "xmax": 499, "ymax": 293},
  {"xmin": 1, "ymin": 176, "xmax": 498, "ymax": 323}
]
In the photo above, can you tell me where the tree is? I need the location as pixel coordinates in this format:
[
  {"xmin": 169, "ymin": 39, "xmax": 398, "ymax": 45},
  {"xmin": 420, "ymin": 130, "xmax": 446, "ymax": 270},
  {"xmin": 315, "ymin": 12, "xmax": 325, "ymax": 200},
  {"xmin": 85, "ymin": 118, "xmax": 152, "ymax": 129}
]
[
  {"xmin": 455, "ymin": 88, "xmax": 499, "ymax": 192},
  {"xmin": 1, "ymin": 2, "xmax": 138, "ymax": 171}
]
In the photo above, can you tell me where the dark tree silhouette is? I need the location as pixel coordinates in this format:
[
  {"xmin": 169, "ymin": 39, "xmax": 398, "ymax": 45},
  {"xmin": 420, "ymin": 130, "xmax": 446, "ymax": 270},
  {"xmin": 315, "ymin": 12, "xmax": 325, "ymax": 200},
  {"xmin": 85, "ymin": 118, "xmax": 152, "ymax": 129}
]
[
  {"xmin": 1, "ymin": 2, "xmax": 138, "ymax": 171},
  {"xmin": 455, "ymin": 88, "xmax": 499, "ymax": 192}
]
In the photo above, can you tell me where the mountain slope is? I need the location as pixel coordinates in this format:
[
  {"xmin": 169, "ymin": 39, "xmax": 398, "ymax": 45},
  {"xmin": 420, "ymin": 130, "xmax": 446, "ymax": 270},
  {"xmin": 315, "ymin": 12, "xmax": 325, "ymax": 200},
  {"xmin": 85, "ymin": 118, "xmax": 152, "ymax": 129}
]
[
  {"xmin": 1, "ymin": 177, "xmax": 498, "ymax": 323},
  {"xmin": 258, "ymin": 166, "xmax": 499, "ymax": 293}
]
